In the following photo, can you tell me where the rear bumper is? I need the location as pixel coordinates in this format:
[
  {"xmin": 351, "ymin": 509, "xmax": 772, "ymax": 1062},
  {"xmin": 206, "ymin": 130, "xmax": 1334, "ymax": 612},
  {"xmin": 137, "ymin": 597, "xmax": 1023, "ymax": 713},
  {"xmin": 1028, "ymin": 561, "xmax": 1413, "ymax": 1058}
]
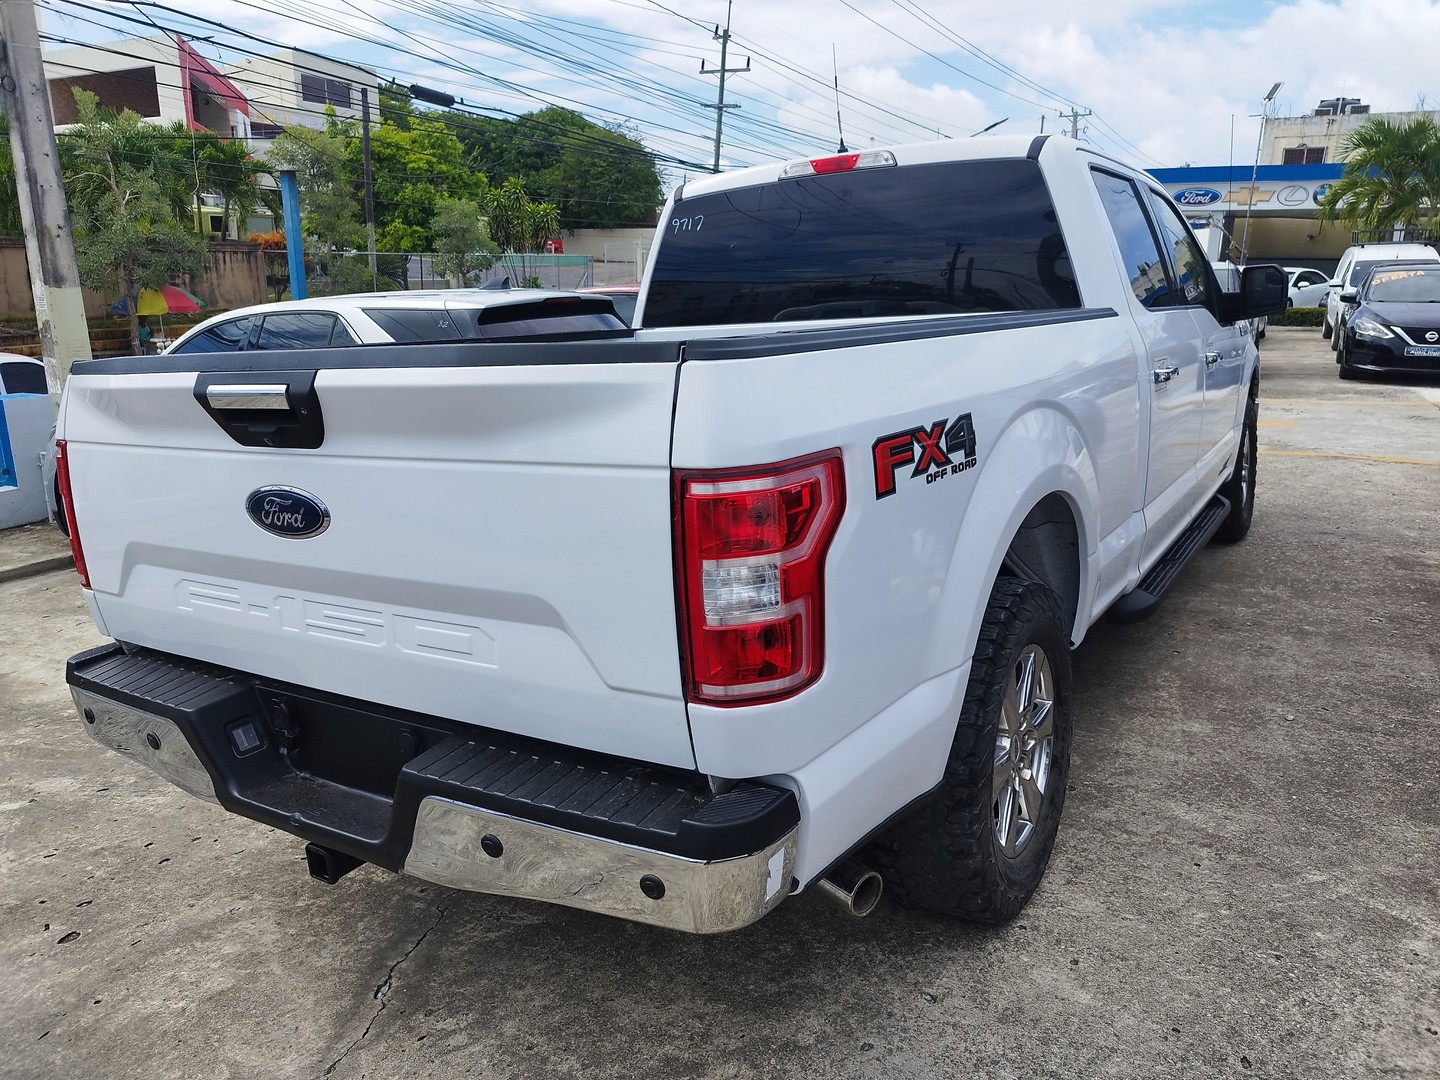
[{"xmin": 69, "ymin": 643, "xmax": 798, "ymax": 934}]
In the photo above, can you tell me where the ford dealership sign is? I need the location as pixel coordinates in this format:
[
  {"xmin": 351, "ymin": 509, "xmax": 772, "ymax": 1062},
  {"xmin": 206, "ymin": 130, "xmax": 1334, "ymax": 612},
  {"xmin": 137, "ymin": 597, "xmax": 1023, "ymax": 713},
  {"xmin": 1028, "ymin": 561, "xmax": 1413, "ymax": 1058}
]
[{"xmin": 1174, "ymin": 188, "xmax": 1223, "ymax": 206}]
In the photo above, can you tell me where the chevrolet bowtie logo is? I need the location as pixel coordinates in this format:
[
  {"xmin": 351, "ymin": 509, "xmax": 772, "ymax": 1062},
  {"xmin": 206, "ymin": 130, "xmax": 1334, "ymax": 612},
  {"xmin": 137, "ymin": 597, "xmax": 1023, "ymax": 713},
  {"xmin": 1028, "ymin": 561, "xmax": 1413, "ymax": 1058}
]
[{"xmin": 1226, "ymin": 187, "xmax": 1276, "ymax": 207}]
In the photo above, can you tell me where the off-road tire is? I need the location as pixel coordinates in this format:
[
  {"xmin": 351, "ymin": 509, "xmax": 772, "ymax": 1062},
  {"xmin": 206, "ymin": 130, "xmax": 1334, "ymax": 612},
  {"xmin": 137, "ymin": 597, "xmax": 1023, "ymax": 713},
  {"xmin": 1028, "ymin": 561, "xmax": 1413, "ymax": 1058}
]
[
  {"xmin": 869, "ymin": 578, "xmax": 1073, "ymax": 923},
  {"xmin": 1214, "ymin": 380, "xmax": 1258, "ymax": 543}
]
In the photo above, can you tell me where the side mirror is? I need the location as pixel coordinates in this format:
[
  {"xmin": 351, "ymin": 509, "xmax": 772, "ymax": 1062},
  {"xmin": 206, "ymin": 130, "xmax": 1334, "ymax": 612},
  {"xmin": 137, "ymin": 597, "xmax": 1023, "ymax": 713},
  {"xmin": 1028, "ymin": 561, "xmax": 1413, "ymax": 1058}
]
[
  {"xmin": 1339, "ymin": 291, "xmax": 1358, "ymax": 304},
  {"xmin": 1327, "ymin": 279, "xmax": 1341, "ymax": 288},
  {"xmin": 1223, "ymin": 263, "xmax": 1287, "ymax": 324}
]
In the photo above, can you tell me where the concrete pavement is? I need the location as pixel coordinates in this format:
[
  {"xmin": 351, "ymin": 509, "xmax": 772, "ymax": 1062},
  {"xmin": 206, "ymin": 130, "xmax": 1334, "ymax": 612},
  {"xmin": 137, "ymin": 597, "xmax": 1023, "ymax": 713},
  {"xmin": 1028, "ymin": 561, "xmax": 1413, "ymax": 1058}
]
[{"xmin": 1, "ymin": 327, "xmax": 1436, "ymax": 1080}]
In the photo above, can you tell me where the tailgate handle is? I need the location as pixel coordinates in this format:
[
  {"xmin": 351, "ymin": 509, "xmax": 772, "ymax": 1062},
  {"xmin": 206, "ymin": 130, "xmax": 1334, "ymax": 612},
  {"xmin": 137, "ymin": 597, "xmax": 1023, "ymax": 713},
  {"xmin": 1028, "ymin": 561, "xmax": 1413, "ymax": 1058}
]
[
  {"xmin": 194, "ymin": 371, "xmax": 325, "ymax": 450},
  {"xmin": 205, "ymin": 384, "xmax": 290, "ymax": 410}
]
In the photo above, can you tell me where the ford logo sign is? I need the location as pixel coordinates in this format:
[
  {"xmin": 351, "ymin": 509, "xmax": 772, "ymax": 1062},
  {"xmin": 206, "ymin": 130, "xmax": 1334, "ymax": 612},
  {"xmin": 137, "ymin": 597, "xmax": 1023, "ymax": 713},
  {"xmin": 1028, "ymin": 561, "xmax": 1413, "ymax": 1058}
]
[
  {"xmin": 1174, "ymin": 187, "xmax": 1223, "ymax": 206},
  {"xmin": 245, "ymin": 486, "xmax": 330, "ymax": 539}
]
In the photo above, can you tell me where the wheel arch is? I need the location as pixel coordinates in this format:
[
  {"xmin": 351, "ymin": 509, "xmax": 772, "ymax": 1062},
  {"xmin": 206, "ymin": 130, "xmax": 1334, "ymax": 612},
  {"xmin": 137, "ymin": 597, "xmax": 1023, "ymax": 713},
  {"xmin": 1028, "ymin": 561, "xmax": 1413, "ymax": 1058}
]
[{"xmin": 922, "ymin": 407, "xmax": 1100, "ymax": 675}]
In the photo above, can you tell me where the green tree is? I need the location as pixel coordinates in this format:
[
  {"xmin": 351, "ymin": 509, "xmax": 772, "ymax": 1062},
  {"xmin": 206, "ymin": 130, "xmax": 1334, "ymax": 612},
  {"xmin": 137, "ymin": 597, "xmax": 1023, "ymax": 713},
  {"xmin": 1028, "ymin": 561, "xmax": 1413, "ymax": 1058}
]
[
  {"xmin": 357, "ymin": 90, "xmax": 488, "ymax": 253},
  {"xmin": 60, "ymin": 90, "xmax": 207, "ymax": 352},
  {"xmin": 0, "ymin": 113, "xmax": 23, "ymax": 237},
  {"xmin": 201, "ymin": 137, "xmax": 265, "ymax": 239},
  {"xmin": 482, "ymin": 177, "xmax": 560, "ymax": 286},
  {"xmin": 430, "ymin": 198, "xmax": 498, "ymax": 284},
  {"xmin": 455, "ymin": 107, "xmax": 661, "ymax": 231},
  {"xmin": 1319, "ymin": 116, "xmax": 1440, "ymax": 234},
  {"xmin": 268, "ymin": 118, "xmax": 364, "ymax": 292}
]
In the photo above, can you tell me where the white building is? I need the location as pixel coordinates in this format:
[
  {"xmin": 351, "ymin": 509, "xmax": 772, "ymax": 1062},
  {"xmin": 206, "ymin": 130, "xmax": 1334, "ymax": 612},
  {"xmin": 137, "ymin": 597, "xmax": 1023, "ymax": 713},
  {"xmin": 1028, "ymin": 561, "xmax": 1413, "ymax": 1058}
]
[
  {"xmin": 44, "ymin": 36, "xmax": 250, "ymax": 139},
  {"xmin": 224, "ymin": 49, "xmax": 378, "ymax": 150},
  {"xmin": 1261, "ymin": 97, "xmax": 1440, "ymax": 166}
]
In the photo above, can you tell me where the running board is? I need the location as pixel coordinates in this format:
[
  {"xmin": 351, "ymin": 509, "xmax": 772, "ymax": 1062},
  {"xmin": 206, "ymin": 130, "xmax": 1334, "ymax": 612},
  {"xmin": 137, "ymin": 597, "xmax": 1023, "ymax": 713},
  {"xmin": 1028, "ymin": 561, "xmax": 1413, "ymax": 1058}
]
[{"xmin": 1107, "ymin": 495, "xmax": 1232, "ymax": 624}]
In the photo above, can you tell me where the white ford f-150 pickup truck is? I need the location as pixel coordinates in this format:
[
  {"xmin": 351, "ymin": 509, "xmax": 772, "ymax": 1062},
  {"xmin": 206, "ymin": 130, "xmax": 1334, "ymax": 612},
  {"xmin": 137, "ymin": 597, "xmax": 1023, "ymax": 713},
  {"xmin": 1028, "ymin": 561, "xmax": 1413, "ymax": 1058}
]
[{"xmin": 57, "ymin": 135, "xmax": 1285, "ymax": 933}]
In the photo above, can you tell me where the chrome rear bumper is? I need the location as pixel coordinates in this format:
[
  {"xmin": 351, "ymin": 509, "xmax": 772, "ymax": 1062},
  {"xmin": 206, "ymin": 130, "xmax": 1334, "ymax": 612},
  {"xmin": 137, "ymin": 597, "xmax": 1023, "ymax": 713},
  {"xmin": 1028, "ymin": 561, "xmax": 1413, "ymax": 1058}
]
[
  {"xmin": 68, "ymin": 643, "xmax": 800, "ymax": 934},
  {"xmin": 405, "ymin": 798, "xmax": 796, "ymax": 933}
]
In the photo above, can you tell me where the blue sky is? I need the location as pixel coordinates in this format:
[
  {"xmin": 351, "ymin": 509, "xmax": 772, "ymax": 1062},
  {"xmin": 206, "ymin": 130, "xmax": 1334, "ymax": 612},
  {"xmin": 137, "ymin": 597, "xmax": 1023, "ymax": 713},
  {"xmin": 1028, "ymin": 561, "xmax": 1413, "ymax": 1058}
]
[{"xmin": 36, "ymin": 0, "xmax": 1440, "ymax": 185}]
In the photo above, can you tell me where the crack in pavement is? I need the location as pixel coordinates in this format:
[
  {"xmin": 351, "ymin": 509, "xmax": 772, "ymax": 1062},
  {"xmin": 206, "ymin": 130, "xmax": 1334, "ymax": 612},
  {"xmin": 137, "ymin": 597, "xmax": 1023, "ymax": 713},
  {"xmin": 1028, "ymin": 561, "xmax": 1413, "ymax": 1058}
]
[{"xmin": 322, "ymin": 897, "xmax": 450, "ymax": 1077}]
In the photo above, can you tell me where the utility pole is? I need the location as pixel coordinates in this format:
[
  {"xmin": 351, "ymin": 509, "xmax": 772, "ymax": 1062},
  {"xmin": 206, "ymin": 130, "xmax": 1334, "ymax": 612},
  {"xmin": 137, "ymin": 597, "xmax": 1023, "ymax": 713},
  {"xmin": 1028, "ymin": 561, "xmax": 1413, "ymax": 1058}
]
[
  {"xmin": 361, "ymin": 86, "xmax": 376, "ymax": 286},
  {"xmin": 1058, "ymin": 107, "xmax": 1092, "ymax": 140},
  {"xmin": 700, "ymin": 0, "xmax": 748, "ymax": 173},
  {"xmin": 0, "ymin": 0, "xmax": 92, "ymax": 398}
]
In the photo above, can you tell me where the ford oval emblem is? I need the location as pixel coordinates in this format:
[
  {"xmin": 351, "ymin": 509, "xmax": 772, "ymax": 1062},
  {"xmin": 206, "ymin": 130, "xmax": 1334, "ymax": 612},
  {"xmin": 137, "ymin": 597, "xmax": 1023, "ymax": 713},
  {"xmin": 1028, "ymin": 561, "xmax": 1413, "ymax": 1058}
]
[
  {"xmin": 245, "ymin": 486, "xmax": 331, "ymax": 539},
  {"xmin": 1174, "ymin": 187, "xmax": 1223, "ymax": 206}
]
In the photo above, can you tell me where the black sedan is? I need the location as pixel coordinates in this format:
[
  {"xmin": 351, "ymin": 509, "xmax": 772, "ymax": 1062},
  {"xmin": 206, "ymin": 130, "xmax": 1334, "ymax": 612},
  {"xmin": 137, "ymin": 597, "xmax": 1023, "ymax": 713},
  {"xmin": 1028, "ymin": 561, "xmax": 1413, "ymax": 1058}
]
[{"xmin": 1338, "ymin": 262, "xmax": 1440, "ymax": 379}]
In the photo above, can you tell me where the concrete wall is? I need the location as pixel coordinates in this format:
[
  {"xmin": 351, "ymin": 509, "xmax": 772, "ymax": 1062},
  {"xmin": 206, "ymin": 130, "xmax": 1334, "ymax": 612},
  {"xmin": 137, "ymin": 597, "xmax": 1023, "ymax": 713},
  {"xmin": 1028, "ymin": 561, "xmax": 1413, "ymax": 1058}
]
[
  {"xmin": 0, "ymin": 239, "xmax": 267, "ymax": 322},
  {"xmin": 566, "ymin": 228, "xmax": 654, "ymax": 285},
  {"xmin": 0, "ymin": 394, "xmax": 54, "ymax": 530}
]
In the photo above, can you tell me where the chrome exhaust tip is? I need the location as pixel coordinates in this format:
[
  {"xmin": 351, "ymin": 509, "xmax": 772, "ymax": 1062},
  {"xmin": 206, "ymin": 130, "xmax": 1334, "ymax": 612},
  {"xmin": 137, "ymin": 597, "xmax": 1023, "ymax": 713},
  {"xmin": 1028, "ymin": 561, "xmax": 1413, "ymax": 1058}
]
[{"xmin": 815, "ymin": 859, "xmax": 883, "ymax": 917}]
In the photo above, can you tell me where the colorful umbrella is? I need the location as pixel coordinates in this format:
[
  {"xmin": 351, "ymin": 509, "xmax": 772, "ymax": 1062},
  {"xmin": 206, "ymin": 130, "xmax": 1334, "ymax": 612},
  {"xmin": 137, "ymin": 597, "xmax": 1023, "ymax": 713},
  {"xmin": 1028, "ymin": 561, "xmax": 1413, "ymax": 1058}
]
[
  {"xmin": 111, "ymin": 287, "xmax": 206, "ymax": 317},
  {"xmin": 135, "ymin": 286, "xmax": 206, "ymax": 315}
]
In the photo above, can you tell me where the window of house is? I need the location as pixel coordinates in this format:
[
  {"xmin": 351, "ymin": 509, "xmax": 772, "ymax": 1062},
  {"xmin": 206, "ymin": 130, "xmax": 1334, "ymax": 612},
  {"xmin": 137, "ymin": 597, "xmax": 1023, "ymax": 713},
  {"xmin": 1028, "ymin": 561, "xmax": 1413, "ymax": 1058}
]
[
  {"xmin": 1282, "ymin": 146, "xmax": 1326, "ymax": 165},
  {"xmin": 300, "ymin": 74, "xmax": 353, "ymax": 109}
]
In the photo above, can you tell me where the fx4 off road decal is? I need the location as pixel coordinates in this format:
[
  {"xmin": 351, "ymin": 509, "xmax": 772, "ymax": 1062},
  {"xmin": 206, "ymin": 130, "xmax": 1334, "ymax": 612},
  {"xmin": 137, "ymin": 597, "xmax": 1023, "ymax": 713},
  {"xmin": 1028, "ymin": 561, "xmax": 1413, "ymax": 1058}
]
[{"xmin": 872, "ymin": 414, "xmax": 978, "ymax": 499}]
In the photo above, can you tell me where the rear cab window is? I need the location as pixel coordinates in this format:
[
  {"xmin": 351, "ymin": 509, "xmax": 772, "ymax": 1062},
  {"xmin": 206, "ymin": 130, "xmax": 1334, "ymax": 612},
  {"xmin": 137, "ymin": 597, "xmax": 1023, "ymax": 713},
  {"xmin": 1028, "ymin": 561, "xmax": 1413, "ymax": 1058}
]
[{"xmin": 644, "ymin": 158, "xmax": 1080, "ymax": 327}]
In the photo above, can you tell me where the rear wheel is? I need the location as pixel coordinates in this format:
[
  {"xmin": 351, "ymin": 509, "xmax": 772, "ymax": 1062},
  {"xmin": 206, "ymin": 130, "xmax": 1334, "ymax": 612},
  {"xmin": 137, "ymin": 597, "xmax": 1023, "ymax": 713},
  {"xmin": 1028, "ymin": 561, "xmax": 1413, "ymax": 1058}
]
[{"xmin": 870, "ymin": 578, "xmax": 1073, "ymax": 923}]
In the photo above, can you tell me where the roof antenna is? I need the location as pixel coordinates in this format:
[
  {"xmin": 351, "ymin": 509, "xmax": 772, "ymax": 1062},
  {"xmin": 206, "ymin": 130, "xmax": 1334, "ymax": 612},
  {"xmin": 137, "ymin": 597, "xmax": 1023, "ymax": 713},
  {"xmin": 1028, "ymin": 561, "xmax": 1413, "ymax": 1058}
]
[{"xmin": 832, "ymin": 46, "xmax": 848, "ymax": 153}]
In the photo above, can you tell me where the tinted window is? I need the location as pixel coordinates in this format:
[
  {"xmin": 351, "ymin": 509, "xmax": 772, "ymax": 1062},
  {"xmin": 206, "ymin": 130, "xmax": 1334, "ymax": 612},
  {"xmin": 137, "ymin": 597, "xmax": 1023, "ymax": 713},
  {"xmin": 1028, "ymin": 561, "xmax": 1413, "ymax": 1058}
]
[
  {"xmin": 1144, "ymin": 189, "xmax": 1212, "ymax": 311},
  {"xmin": 0, "ymin": 360, "xmax": 47, "ymax": 395},
  {"xmin": 1296, "ymin": 270, "xmax": 1327, "ymax": 287},
  {"xmin": 170, "ymin": 316, "xmax": 254, "ymax": 354},
  {"xmin": 256, "ymin": 313, "xmax": 343, "ymax": 349},
  {"xmin": 363, "ymin": 308, "xmax": 464, "ymax": 342},
  {"xmin": 645, "ymin": 159, "xmax": 1079, "ymax": 327},
  {"xmin": 1091, "ymin": 170, "xmax": 1170, "ymax": 309}
]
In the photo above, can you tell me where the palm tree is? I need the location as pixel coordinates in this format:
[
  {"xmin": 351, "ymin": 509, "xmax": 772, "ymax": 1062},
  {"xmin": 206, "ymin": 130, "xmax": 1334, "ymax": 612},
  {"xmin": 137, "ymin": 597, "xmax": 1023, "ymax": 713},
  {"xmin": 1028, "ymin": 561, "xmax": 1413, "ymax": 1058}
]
[
  {"xmin": 201, "ymin": 138, "xmax": 264, "ymax": 239},
  {"xmin": 1319, "ymin": 116, "xmax": 1440, "ymax": 235}
]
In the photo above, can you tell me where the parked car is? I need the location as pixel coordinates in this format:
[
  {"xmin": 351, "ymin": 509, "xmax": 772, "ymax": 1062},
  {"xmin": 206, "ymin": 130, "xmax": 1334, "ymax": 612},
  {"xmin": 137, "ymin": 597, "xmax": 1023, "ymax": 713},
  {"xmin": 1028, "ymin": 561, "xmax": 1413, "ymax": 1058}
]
[
  {"xmin": 579, "ymin": 283, "xmax": 641, "ymax": 326},
  {"xmin": 1284, "ymin": 266, "xmax": 1330, "ymax": 308},
  {"xmin": 163, "ymin": 290, "xmax": 626, "ymax": 354},
  {"xmin": 1323, "ymin": 242, "xmax": 1440, "ymax": 345},
  {"xmin": 1336, "ymin": 261, "xmax": 1440, "ymax": 379},
  {"xmin": 1211, "ymin": 261, "xmax": 1267, "ymax": 341},
  {"xmin": 0, "ymin": 352, "xmax": 46, "ymax": 395}
]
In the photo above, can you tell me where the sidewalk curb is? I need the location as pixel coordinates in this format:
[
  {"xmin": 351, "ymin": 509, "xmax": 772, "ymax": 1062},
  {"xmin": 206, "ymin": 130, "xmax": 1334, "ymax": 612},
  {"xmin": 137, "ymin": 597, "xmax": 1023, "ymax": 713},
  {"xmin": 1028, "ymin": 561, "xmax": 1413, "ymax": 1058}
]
[{"xmin": 0, "ymin": 555, "xmax": 75, "ymax": 585}]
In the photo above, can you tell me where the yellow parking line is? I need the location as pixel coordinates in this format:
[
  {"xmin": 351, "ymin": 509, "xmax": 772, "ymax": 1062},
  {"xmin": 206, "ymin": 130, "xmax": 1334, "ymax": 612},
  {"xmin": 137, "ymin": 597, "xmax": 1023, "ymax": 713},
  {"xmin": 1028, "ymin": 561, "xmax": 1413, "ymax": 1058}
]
[
  {"xmin": 1261, "ymin": 398, "xmax": 1434, "ymax": 407},
  {"xmin": 1257, "ymin": 418, "xmax": 1295, "ymax": 427},
  {"xmin": 1259, "ymin": 450, "xmax": 1440, "ymax": 467}
]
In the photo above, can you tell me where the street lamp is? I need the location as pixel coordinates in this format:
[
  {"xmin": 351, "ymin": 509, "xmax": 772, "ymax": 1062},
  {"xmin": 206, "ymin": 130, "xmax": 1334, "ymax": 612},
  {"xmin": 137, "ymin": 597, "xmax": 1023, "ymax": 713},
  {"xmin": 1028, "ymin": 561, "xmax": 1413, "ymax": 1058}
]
[{"xmin": 1240, "ymin": 82, "xmax": 1283, "ymax": 263}]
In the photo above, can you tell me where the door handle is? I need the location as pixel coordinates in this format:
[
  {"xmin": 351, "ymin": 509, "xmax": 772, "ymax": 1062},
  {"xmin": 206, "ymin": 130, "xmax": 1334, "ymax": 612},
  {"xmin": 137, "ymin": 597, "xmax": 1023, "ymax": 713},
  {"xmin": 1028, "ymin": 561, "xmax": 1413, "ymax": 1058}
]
[
  {"xmin": 1204, "ymin": 351, "xmax": 1222, "ymax": 368},
  {"xmin": 1152, "ymin": 365, "xmax": 1180, "ymax": 384}
]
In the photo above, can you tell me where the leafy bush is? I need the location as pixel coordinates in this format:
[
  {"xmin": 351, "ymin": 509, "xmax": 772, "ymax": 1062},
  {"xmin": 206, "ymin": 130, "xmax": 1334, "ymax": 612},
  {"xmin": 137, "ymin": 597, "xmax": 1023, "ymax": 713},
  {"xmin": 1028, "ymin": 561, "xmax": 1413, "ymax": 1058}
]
[{"xmin": 1270, "ymin": 306, "xmax": 1326, "ymax": 327}]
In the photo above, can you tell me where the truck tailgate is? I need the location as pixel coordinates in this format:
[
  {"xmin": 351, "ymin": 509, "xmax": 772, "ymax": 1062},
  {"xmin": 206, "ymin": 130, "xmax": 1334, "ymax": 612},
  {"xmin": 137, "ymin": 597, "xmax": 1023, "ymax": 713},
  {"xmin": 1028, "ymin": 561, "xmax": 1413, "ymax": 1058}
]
[{"xmin": 60, "ymin": 343, "xmax": 694, "ymax": 768}]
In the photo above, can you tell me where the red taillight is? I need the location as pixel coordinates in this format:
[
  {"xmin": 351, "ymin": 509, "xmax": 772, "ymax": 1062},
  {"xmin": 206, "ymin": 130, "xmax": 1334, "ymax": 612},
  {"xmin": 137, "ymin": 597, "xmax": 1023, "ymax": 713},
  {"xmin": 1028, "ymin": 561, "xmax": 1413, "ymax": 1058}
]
[
  {"xmin": 54, "ymin": 439, "xmax": 91, "ymax": 589},
  {"xmin": 675, "ymin": 451, "xmax": 845, "ymax": 706}
]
